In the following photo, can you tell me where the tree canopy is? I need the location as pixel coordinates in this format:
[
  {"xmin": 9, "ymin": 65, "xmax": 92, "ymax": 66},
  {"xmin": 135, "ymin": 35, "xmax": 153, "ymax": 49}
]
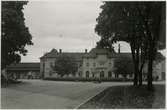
[
  {"xmin": 114, "ymin": 56, "xmax": 134, "ymax": 78},
  {"xmin": 2, "ymin": 1, "xmax": 33, "ymax": 69},
  {"xmin": 95, "ymin": 2, "xmax": 165, "ymax": 89},
  {"xmin": 51, "ymin": 55, "xmax": 78, "ymax": 77}
]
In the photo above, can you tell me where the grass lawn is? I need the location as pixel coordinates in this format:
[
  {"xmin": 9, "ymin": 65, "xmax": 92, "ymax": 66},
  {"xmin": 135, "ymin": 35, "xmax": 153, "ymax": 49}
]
[{"xmin": 79, "ymin": 84, "xmax": 165, "ymax": 109}]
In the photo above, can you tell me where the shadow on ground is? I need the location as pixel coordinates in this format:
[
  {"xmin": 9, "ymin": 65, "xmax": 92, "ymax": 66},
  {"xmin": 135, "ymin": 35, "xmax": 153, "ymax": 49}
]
[{"xmin": 78, "ymin": 84, "xmax": 165, "ymax": 109}]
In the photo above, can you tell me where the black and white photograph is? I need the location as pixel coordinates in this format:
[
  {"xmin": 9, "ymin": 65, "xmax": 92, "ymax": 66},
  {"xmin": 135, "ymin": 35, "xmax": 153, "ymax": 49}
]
[{"xmin": 1, "ymin": 0, "xmax": 166, "ymax": 109}]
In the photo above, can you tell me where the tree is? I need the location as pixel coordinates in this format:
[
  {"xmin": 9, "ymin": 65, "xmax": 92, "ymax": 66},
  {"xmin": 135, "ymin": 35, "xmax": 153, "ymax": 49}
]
[
  {"xmin": 2, "ymin": 1, "xmax": 33, "ymax": 69},
  {"xmin": 95, "ymin": 2, "xmax": 165, "ymax": 89},
  {"xmin": 51, "ymin": 55, "xmax": 78, "ymax": 77},
  {"xmin": 95, "ymin": 2, "xmax": 147, "ymax": 86},
  {"xmin": 114, "ymin": 56, "xmax": 134, "ymax": 78},
  {"xmin": 136, "ymin": 2, "xmax": 165, "ymax": 90}
]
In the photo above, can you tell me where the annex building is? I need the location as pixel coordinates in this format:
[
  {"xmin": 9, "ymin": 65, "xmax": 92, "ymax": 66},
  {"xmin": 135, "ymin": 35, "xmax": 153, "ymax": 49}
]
[
  {"xmin": 40, "ymin": 48, "xmax": 165, "ymax": 80},
  {"xmin": 6, "ymin": 63, "xmax": 40, "ymax": 79}
]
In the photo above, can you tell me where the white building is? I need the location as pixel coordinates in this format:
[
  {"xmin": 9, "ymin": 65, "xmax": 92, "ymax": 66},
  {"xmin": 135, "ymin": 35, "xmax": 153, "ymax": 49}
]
[{"xmin": 40, "ymin": 48, "xmax": 165, "ymax": 80}]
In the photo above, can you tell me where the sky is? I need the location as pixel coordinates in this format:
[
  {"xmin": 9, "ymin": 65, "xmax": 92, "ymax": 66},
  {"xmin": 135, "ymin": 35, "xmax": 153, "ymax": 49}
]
[{"xmin": 21, "ymin": 0, "xmax": 165, "ymax": 62}]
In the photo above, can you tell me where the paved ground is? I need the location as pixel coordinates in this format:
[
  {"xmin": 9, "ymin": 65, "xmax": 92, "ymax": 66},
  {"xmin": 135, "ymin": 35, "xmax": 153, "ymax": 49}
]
[{"xmin": 1, "ymin": 80, "xmax": 165, "ymax": 109}]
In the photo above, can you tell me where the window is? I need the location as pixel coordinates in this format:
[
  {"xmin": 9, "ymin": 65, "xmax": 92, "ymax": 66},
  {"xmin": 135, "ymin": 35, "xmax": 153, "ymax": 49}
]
[
  {"xmin": 108, "ymin": 71, "xmax": 112, "ymax": 77},
  {"xmin": 43, "ymin": 63, "xmax": 45, "ymax": 73},
  {"xmin": 93, "ymin": 63, "xmax": 96, "ymax": 67},
  {"xmin": 50, "ymin": 62, "xmax": 54, "ymax": 67},
  {"xmin": 86, "ymin": 71, "xmax": 89, "ymax": 78},
  {"xmin": 78, "ymin": 72, "xmax": 82, "ymax": 76},
  {"xmin": 100, "ymin": 71, "xmax": 104, "ymax": 78},
  {"xmin": 92, "ymin": 73, "xmax": 95, "ymax": 77},
  {"xmin": 49, "ymin": 71, "xmax": 52, "ymax": 76},
  {"xmin": 86, "ymin": 62, "xmax": 89, "ymax": 67}
]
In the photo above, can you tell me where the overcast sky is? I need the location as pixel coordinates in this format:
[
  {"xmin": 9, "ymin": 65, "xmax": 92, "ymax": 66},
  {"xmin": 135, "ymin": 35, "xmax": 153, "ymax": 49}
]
[{"xmin": 21, "ymin": 0, "xmax": 165, "ymax": 62}]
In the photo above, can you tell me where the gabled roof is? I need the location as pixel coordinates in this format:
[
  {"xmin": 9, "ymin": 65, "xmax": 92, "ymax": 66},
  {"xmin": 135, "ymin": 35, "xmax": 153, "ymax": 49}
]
[
  {"xmin": 40, "ymin": 48, "xmax": 85, "ymax": 61},
  {"xmin": 40, "ymin": 48, "xmax": 133, "ymax": 60},
  {"xmin": 40, "ymin": 48, "xmax": 58, "ymax": 58},
  {"xmin": 56, "ymin": 53, "xmax": 85, "ymax": 61},
  {"xmin": 40, "ymin": 48, "xmax": 165, "ymax": 62}
]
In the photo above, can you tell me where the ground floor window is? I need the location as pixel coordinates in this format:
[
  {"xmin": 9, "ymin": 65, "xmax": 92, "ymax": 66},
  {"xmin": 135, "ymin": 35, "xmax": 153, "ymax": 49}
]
[
  {"xmin": 108, "ymin": 71, "xmax": 112, "ymax": 77},
  {"xmin": 92, "ymin": 73, "xmax": 95, "ymax": 77},
  {"xmin": 100, "ymin": 71, "xmax": 104, "ymax": 78},
  {"xmin": 115, "ymin": 73, "xmax": 119, "ymax": 78},
  {"xmin": 78, "ymin": 72, "xmax": 82, "ymax": 77},
  {"xmin": 86, "ymin": 71, "xmax": 89, "ymax": 78},
  {"xmin": 129, "ymin": 74, "xmax": 133, "ymax": 78}
]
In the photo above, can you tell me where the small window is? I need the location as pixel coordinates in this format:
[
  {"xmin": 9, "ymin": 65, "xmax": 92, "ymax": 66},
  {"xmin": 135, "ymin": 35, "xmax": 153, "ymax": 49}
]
[
  {"xmin": 50, "ymin": 62, "xmax": 53, "ymax": 67},
  {"xmin": 86, "ymin": 71, "xmax": 89, "ymax": 78},
  {"xmin": 79, "ymin": 72, "xmax": 82, "ymax": 76},
  {"xmin": 100, "ymin": 71, "xmax": 104, "ymax": 78},
  {"xmin": 92, "ymin": 73, "xmax": 95, "ymax": 77},
  {"xmin": 86, "ymin": 62, "xmax": 89, "ymax": 67},
  {"xmin": 93, "ymin": 63, "xmax": 96, "ymax": 67},
  {"xmin": 108, "ymin": 71, "xmax": 112, "ymax": 77}
]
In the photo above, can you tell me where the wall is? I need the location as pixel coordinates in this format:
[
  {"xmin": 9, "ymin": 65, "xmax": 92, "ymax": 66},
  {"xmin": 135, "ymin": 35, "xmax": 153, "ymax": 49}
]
[
  {"xmin": 41, "ymin": 58, "xmax": 56, "ymax": 78},
  {"xmin": 142, "ymin": 60, "xmax": 165, "ymax": 80},
  {"xmin": 82, "ymin": 54, "xmax": 115, "ymax": 78}
]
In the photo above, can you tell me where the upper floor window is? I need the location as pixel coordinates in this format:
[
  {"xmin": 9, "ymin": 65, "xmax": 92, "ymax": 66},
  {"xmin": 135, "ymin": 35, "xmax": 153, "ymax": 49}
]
[
  {"xmin": 50, "ymin": 62, "xmax": 53, "ymax": 67},
  {"xmin": 93, "ymin": 63, "xmax": 96, "ymax": 67},
  {"xmin": 100, "ymin": 63, "xmax": 104, "ymax": 66},
  {"xmin": 86, "ymin": 62, "xmax": 89, "ymax": 67},
  {"xmin": 78, "ymin": 72, "xmax": 82, "ymax": 76}
]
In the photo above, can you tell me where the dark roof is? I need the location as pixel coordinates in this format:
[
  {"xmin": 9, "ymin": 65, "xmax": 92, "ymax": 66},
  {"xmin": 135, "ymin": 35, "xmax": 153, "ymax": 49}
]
[
  {"xmin": 40, "ymin": 48, "xmax": 85, "ymax": 61},
  {"xmin": 57, "ymin": 53, "xmax": 85, "ymax": 61},
  {"xmin": 114, "ymin": 53, "xmax": 132, "ymax": 58},
  {"xmin": 6, "ymin": 63, "xmax": 40, "ymax": 71},
  {"xmin": 41, "ymin": 48, "xmax": 59, "ymax": 58},
  {"xmin": 83, "ymin": 48, "xmax": 115, "ymax": 58},
  {"xmin": 40, "ymin": 48, "xmax": 133, "ymax": 60}
]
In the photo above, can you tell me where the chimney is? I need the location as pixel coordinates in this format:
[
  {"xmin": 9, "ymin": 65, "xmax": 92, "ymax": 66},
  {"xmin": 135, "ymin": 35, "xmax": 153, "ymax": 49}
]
[
  {"xmin": 59, "ymin": 49, "xmax": 62, "ymax": 53},
  {"xmin": 118, "ymin": 44, "xmax": 120, "ymax": 53},
  {"xmin": 85, "ymin": 49, "xmax": 87, "ymax": 53}
]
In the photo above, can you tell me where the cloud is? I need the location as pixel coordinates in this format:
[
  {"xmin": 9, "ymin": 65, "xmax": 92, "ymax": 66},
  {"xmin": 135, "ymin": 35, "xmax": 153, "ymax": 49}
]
[
  {"xmin": 22, "ymin": 1, "xmax": 154, "ymax": 62},
  {"xmin": 21, "ymin": 1, "xmax": 102, "ymax": 62}
]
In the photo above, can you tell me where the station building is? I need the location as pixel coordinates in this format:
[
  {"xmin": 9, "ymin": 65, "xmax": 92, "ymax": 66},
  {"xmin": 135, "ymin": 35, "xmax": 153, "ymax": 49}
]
[{"xmin": 40, "ymin": 48, "xmax": 165, "ymax": 80}]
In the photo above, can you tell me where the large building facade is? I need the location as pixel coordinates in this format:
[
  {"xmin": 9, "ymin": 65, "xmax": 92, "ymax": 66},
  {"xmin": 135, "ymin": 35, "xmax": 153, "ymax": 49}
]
[{"xmin": 40, "ymin": 48, "xmax": 165, "ymax": 80}]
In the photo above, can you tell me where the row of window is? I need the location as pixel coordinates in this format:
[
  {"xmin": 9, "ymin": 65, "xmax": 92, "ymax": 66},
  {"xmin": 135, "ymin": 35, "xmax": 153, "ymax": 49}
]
[
  {"xmin": 85, "ymin": 71, "xmax": 112, "ymax": 78},
  {"xmin": 86, "ymin": 62, "xmax": 112, "ymax": 67},
  {"xmin": 46, "ymin": 62, "xmax": 113, "ymax": 68}
]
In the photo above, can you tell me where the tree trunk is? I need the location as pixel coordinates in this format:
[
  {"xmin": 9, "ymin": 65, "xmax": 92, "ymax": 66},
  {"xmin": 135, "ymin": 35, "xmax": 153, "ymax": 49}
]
[
  {"xmin": 130, "ymin": 43, "xmax": 138, "ymax": 86},
  {"xmin": 147, "ymin": 36, "xmax": 154, "ymax": 91},
  {"xmin": 134, "ymin": 63, "xmax": 138, "ymax": 86},
  {"xmin": 139, "ymin": 71, "xmax": 142, "ymax": 86},
  {"xmin": 147, "ymin": 55, "xmax": 153, "ymax": 90}
]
